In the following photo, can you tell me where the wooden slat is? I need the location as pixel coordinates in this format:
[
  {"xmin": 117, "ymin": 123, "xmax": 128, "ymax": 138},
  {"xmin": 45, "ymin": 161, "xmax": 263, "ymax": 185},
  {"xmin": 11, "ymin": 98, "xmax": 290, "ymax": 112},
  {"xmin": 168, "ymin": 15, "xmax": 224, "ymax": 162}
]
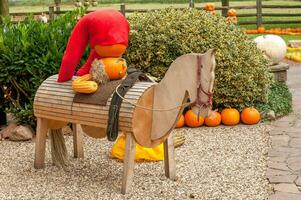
[
  {"xmin": 34, "ymin": 111, "xmax": 132, "ymax": 128},
  {"xmin": 37, "ymin": 90, "xmax": 75, "ymax": 98},
  {"xmin": 35, "ymin": 93, "xmax": 74, "ymax": 101},
  {"xmin": 35, "ymin": 98, "xmax": 73, "ymax": 106}
]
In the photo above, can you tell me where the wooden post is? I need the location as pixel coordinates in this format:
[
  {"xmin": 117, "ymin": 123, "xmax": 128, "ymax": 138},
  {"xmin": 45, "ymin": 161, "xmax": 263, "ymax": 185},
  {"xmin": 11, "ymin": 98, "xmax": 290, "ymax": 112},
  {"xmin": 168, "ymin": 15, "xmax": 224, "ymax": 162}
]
[
  {"xmin": 120, "ymin": 0, "xmax": 125, "ymax": 16},
  {"xmin": 0, "ymin": 0, "xmax": 9, "ymax": 16},
  {"xmin": 49, "ymin": 6, "xmax": 55, "ymax": 21},
  {"xmin": 189, "ymin": 0, "xmax": 195, "ymax": 8},
  {"xmin": 34, "ymin": 118, "xmax": 48, "ymax": 169},
  {"xmin": 164, "ymin": 133, "xmax": 176, "ymax": 180},
  {"xmin": 121, "ymin": 133, "xmax": 136, "ymax": 194},
  {"xmin": 72, "ymin": 123, "xmax": 84, "ymax": 158},
  {"xmin": 221, "ymin": 0, "xmax": 229, "ymax": 17},
  {"xmin": 256, "ymin": 0, "xmax": 262, "ymax": 28},
  {"xmin": 54, "ymin": 0, "xmax": 61, "ymax": 13}
]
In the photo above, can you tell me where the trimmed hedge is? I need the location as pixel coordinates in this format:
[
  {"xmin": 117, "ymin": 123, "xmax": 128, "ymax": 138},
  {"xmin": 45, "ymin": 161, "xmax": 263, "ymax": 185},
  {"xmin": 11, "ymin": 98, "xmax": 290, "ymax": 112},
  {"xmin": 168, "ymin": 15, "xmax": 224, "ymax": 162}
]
[{"xmin": 125, "ymin": 8, "xmax": 272, "ymax": 110}]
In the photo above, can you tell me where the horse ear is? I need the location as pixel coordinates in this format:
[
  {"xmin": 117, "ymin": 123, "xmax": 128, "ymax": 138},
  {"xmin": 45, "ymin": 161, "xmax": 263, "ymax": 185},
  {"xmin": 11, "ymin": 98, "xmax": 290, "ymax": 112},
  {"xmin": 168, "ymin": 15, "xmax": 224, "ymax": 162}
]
[{"xmin": 206, "ymin": 48, "xmax": 217, "ymax": 58}]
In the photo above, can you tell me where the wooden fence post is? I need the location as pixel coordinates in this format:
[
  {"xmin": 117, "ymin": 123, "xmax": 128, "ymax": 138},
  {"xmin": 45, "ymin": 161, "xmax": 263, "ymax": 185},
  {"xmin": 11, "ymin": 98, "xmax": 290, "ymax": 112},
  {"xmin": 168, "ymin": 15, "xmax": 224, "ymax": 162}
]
[
  {"xmin": 120, "ymin": 0, "xmax": 125, "ymax": 16},
  {"xmin": 221, "ymin": 0, "xmax": 229, "ymax": 17},
  {"xmin": 189, "ymin": 0, "xmax": 195, "ymax": 8},
  {"xmin": 256, "ymin": 0, "xmax": 262, "ymax": 28},
  {"xmin": 49, "ymin": 6, "xmax": 54, "ymax": 21}
]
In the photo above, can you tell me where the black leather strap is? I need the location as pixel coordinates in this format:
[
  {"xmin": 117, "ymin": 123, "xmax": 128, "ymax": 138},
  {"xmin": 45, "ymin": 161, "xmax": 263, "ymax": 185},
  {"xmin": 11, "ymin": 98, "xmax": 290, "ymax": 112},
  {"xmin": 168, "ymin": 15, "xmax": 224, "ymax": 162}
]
[{"xmin": 106, "ymin": 68, "xmax": 151, "ymax": 141}]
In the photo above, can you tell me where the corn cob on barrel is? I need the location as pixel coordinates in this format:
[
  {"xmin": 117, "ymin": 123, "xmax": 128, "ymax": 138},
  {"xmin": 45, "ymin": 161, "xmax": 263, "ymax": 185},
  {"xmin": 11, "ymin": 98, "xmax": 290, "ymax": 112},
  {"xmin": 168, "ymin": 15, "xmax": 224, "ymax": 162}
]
[{"xmin": 72, "ymin": 74, "xmax": 98, "ymax": 94}]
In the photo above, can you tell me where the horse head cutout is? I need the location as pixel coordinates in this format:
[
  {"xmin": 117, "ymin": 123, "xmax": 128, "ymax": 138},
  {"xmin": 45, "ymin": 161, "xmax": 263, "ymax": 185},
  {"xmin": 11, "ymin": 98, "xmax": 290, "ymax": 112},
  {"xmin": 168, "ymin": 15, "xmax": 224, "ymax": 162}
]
[{"xmin": 131, "ymin": 49, "xmax": 217, "ymax": 147}]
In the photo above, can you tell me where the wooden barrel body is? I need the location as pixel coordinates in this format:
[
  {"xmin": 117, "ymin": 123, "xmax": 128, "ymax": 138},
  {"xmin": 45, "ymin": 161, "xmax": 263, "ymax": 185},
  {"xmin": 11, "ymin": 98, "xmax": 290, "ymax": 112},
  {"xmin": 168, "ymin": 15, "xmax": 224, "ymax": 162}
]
[{"xmin": 34, "ymin": 75, "xmax": 154, "ymax": 138}]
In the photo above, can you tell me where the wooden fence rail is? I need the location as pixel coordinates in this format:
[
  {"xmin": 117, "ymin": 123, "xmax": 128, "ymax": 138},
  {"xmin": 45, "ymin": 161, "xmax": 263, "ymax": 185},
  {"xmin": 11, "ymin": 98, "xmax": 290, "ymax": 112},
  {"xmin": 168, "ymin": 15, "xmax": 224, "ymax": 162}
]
[{"xmin": 9, "ymin": 0, "xmax": 301, "ymax": 28}]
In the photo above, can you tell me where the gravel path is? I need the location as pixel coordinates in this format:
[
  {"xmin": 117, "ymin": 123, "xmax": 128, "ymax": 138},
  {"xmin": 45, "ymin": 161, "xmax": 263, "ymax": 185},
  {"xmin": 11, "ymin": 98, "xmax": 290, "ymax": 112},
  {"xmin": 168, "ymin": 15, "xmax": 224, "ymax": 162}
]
[{"xmin": 0, "ymin": 124, "xmax": 270, "ymax": 200}]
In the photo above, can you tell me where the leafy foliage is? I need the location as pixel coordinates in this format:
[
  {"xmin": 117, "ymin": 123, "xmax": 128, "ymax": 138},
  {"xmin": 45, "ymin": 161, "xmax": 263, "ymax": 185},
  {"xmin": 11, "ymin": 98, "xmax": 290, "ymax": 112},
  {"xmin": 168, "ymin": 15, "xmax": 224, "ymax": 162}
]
[
  {"xmin": 257, "ymin": 82, "xmax": 292, "ymax": 117},
  {"xmin": 125, "ymin": 8, "xmax": 273, "ymax": 110},
  {"xmin": 0, "ymin": 8, "xmax": 86, "ymax": 125}
]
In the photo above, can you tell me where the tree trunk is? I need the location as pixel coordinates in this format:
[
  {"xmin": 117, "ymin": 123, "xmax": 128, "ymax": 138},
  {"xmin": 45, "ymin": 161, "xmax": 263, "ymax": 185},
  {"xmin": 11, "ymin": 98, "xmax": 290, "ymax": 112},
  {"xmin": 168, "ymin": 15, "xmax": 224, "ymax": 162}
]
[{"xmin": 0, "ymin": 0, "xmax": 9, "ymax": 16}]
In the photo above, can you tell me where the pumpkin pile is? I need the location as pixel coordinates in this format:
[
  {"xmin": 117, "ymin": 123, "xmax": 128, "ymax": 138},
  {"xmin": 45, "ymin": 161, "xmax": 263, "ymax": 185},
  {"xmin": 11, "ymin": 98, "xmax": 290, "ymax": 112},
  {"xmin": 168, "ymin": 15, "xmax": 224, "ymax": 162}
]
[
  {"xmin": 175, "ymin": 107, "xmax": 260, "ymax": 128},
  {"xmin": 245, "ymin": 27, "xmax": 301, "ymax": 35},
  {"xmin": 204, "ymin": 3, "xmax": 216, "ymax": 16},
  {"xmin": 226, "ymin": 9, "xmax": 237, "ymax": 24}
]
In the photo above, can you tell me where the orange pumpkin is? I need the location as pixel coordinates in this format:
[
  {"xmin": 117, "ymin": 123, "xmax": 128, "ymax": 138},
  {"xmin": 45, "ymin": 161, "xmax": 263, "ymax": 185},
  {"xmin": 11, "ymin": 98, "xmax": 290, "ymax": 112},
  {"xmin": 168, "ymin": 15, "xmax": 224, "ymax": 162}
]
[
  {"xmin": 227, "ymin": 9, "xmax": 237, "ymax": 17},
  {"xmin": 241, "ymin": 107, "xmax": 260, "ymax": 125},
  {"xmin": 184, "ymin": 110, "xmax": 204, "ymax": 128},
  {"xmin": 94, "ymin": 44, "xmax": 127, "ymax": 58},
  {"xmin": 100, "ymin": 57, "xmax": 127, "ymax": 80},
  {"xmin": 257, "ymin": 26, "xmax": 265, "ymax": 34},
  {"xmin": 221, "ymin": 108, "xmax": 240, "ymax": 126},
  {"xmin": 210, "ymin": 10, "xmax": 217, "ymax": 16},
  {"xmin": 204, "ymin": 3, "xmax": 216, "ymax": 11},
  {"xmin": 175, "ymin": 115, "xmax": 185, "ymax": 128},
  {"xmin": 204, "ymin": 111, "xmax": 221, "ymax": 127}
]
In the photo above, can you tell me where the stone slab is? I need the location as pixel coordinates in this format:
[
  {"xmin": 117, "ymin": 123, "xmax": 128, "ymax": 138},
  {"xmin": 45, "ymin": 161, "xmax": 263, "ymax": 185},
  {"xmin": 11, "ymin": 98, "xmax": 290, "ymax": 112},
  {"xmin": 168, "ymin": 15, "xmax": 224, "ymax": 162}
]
[
  {"xmin": 268, "ymin": 175, "xmax": 297, "ymax": 184},
  {"xmin": 274, "ymin": 184, "xmax": 301, "ymax": 194},
  {"xmin": 269, "ymin": 192, "xmax": 301, "ymax": 200}
]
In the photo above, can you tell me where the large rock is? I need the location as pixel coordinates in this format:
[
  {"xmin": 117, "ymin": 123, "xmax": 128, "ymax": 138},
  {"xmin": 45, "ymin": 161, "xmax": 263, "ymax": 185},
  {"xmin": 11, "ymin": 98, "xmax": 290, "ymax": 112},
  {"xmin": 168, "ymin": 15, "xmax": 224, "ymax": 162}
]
[
  {"xmin": 9, "ymin": 125, "xmax": 34, "ymax": 141},
  {"xmin": 0, "ymin": 123, "xmax": 18, "ymax": 140}
]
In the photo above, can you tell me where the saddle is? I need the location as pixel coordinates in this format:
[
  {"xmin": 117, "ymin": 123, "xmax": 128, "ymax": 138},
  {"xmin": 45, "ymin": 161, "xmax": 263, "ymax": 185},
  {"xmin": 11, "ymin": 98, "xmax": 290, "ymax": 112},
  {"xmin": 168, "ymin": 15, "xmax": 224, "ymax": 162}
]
[{"xmin": 73, "ymin": 68, "xmax": 152, "ymax": 141}]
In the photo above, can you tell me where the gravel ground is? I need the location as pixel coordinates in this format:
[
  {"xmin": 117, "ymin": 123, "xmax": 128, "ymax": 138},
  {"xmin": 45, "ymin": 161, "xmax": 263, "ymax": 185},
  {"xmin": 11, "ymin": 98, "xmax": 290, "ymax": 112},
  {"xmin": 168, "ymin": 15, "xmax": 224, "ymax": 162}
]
[{"xmin": 0, "ymin": 124, "xmax": 271, "ymax": 200}]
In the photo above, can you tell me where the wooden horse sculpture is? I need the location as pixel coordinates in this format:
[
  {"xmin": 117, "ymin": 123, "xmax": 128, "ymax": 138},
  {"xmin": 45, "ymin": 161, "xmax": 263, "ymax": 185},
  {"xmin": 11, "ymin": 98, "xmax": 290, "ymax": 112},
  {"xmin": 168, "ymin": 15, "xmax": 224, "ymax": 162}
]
[{"xmin": 33, "ymin": 49, "xmax": 216, "ymax": 194}]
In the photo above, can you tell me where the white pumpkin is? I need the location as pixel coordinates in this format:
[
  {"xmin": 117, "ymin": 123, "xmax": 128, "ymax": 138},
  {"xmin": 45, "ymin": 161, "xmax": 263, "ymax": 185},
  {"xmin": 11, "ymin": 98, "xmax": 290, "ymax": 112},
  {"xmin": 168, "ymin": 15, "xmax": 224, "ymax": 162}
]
[{"xmin": 254, "ymin": 35, "xmax": 287, "ymax": 65}]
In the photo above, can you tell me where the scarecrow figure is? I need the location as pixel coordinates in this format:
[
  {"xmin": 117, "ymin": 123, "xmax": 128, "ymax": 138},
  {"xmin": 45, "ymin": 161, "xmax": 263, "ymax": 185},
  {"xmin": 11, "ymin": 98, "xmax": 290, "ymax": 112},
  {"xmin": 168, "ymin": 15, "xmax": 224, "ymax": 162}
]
[{"xmin": 57, "ymin": 9, "xmax": 129, "ymax": 82}]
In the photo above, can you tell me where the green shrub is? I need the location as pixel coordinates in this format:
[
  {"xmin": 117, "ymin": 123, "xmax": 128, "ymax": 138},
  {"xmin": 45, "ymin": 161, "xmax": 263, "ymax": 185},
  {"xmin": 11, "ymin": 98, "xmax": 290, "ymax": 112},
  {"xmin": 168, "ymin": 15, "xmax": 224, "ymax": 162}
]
[
  {"xmin": 257, "ymin": 82, "xmax": 292, "ymax": 117},
  {"xmin": 0, "ymin": 9, "xmax": 86, "ymax": 126},
  {"xmin": 125, "ymin": 8, "xmax": 272, "ymax": 110}
]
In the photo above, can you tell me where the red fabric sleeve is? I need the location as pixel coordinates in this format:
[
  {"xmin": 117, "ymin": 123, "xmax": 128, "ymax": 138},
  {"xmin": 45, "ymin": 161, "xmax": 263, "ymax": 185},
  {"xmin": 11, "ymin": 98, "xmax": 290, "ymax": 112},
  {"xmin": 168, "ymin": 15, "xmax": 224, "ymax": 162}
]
[
  {"xmin": 76, "ymin": 49, "xmax": 100, "ymax": 76},
  {"xmin": 57, "ymin": 17, "xmax": 89, "ymax": 82}
]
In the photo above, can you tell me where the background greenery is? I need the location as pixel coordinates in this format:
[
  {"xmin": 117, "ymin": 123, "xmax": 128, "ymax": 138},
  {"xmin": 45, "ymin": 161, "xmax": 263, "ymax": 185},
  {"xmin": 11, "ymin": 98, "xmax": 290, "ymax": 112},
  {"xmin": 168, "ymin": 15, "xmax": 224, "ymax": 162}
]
[
  {"xmin": 0, "ymin": 8, "xmax": 87, "ymax": 126},
  {"xmin": 0, "ymin": 7, "xmax": 293, "ymax": 126}
]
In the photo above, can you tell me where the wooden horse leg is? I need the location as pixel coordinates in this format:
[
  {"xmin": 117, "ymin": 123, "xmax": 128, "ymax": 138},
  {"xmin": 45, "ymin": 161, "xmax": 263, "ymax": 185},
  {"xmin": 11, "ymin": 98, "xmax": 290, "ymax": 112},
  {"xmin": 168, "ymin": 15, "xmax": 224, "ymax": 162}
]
[
  {"xmin": 72, "ymin": 123, "xmax": 84, "ymax": 158},
  {"xmin": 34, "ymin": 118, "xmax": 48, "ymax": 169},
  {"xmin": 164, "ymin": 133, "xmax": 176, "ymax": 180},
  {"xmin": 121, "ymin": 132, "xmax": 136, "ymax": 194}
]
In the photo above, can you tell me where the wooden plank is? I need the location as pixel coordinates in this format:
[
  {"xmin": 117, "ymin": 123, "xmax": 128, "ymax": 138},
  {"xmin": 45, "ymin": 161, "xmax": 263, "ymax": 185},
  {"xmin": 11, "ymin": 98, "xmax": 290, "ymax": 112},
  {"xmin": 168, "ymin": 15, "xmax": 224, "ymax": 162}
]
[
  {"xmin": 34, "ymin": 111, "xmax": 132, "ymax": 127},
  {"xmin": 34, "ymin": 97, "xmax": 72, "ymax": 106},
  {"xmin": 72, "ymin": 123, "xmax": 84, "ymax": 158},
  {"xmin": 35, "ymin": 94, "xmax": 74, "ymax": 102},
  {"xmin": 71, "ymin": 107, "xmax": 134, "ymax": 117},
  {"xmin": 262, "ymin": 13, "xmax": 301, "ymax": 17},
  {"xmin": 262, "ymin": 5, "xmax": 301, "ymax": 9},
  {"xmin": 262, "ymin": 20, "xmax": 301, "ymax": 24},
  {"xmin": 121, "ymin": 133, "xmax": 136, "ymax": 194},
  {"xmin": 34, "ymin": 104, "xmax": 72, "ymax": 115},
  {"xmin": 37, "ymin": 90, "xmax": 75, "ymax": 98}
]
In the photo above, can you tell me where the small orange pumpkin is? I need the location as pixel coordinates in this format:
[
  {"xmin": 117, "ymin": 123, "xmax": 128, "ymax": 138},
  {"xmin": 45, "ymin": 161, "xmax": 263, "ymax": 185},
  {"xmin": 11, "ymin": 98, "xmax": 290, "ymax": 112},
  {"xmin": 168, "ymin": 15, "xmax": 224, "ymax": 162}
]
[
  {"xmin": 94, "ymin": 44, "xmax": 127, "ymax": 58},
  {"xmin": 221, "ymin": 108, "xmax": 240, "ymax": 126},
  {"xmin": 204, "ymin": 3, "xmax": 216, "ymax": 11},
  {"xmin": 204, "ymin": 111, "xmax": 221, "ymax": 127},
  {"xmin": 100, "ymin": 57, "xmax": 127, "ymax": 80},
  {"xmin": 175, "ymin": 115, "xmax": 185, "ymax": 128},
  {"xmin": 227, "ymin": 9, "xmax": 237, "ymax": 17},
  {"xmin": 241, "ymin": 107, "xmax": 260, "ymax": 125},
  {"xmin": 184, "ymin": 110, "xmax": 204, "ymax": 128},
  {"xmin": 257, "ymin": 26, "xmax": 265, "ymax": 34}
]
